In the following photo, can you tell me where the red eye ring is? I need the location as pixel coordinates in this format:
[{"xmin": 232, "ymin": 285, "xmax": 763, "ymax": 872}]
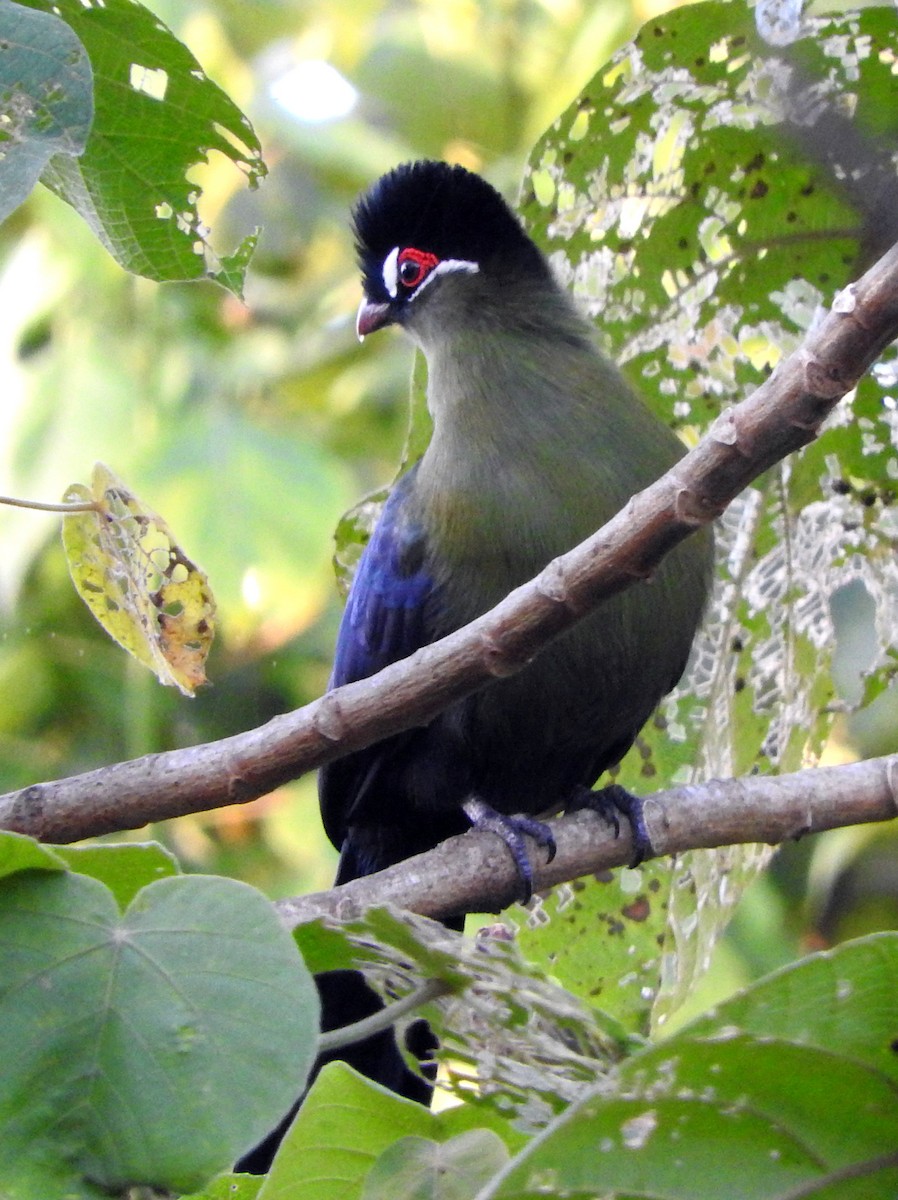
[{"xmin": 397, "ymin": 247, "xmax": 439, "ymax": 290}]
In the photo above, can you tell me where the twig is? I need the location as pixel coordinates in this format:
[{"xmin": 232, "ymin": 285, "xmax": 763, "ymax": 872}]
[
  {"xmin": 275, "ymin": 754, "xmax": 898, "ymax": 927},
  {"xmin": 316, "ymin": 978, "xmax": 453, "ymax": 1052}
]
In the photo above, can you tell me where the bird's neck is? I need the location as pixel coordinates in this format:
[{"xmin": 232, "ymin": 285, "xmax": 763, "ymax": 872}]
[
  {"xmin": 419, "ymin": 289, "xmax": 612, "ymax": 469},
  {"xmin": 412, "ymin": 299, "xmax": 628, "ymax": 575}
]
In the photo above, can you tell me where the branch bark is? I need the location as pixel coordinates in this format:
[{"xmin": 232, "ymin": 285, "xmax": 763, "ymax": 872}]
[
  {"xmin": 275, "ymin": 754, "xmax": 898, "ymax": 927},
  {"xmin": 1, "ymin": 240, "xmax": 898, "ymax": 844}
]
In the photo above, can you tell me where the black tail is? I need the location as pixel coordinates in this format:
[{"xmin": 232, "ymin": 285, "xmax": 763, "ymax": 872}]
[{"xmin": 235, "ymin": 826, "xmax": 454, "ymax": 1174}]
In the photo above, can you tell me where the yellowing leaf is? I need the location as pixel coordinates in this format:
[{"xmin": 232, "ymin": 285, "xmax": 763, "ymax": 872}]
[{"xmin": 62, "ymin": 464, "xmax": 215, "ymax": 696}]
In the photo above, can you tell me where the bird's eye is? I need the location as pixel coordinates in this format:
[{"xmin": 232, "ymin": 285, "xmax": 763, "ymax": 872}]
[{"xmin": 397, "ymin": 248, "xmax": 439, "ymax": 291}]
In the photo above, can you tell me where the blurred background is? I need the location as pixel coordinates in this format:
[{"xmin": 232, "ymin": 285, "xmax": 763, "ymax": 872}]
[{"xmin": 0, "ymin": 0, "xmax": 895, "ymax": 1012}]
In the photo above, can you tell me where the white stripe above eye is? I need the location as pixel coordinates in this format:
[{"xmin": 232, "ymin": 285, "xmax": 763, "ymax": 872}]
[
  {"xmin": 381, "ymin": 247, "xmax": 479, "ymax": 300},
  {"xmin": 419, "ymin": 259, "xmax": 479, "ymax": 294}
]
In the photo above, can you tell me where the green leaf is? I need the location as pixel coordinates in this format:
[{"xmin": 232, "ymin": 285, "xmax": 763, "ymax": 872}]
[
  {"xmin": 52, "ymin": 839, "xmax": 180, "ymax": 909},
  {"xmin": 181, "ymin": 1174, "xmax": 264, "ymax": 1200},
  {"xmin": 629, "ymin": 1037, "xmax": 898, "ymax": 1171},
  {"xmin": 516, "ymin": 866, "xmax": 671, "ymax": 1038},
  {"xmin": 0, "ymin": 0, "xmax": 92, "ymax": 223},
  {"xmin": 363, "ymin": 1130, "xmax": 509, "ymax": 1200},
  {"xmin": 0, "ymin": 870, "xmax": 318, "ymax": 1194},
  {"xmin": 0, "ymin": 828, "xmax": 67, "ymax": 880},
  {"xmin": 299, "ymin": 908, "xmax": 619, "ymax": 1127},
  {"xmin": 490, "ymin": 934, "xmax": 898, "ymax": 1199},
  {"xmin": 681, "ymin": 930, "xmax": 898, "ymax": 1084},
  {"xmin": 261, "ymin": 1064, "xmax": 438, "ymax": 1200},
  {"xmin": 523, "ymin": 1, "xmax": 898, "ymax": 781},
  {"xmin": 495, "ymin": 1078, "xmax": 898, "ymax": 1199},
  {"xmin": 263, "ymin": 1063, "xmax": 519, "ymax": 1200},
  {"xmin": 292, "ymin": 914, "xmax": 365, "ymax": 976},
  {"xmin": 21, "ymin": 0, "xmax": 265, "ymax": 291}
]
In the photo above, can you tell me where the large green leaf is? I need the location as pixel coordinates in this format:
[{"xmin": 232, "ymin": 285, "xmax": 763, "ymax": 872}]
[
  {"xmin": 0, "ymin": 828, "xmax": 67, "ymax": 880},
  {"xmin": 681, "ymin": 930, "xmax": 898, "ymax": 1081},
  {"xmin": 261, "ymin": 1065, "xmax": 439, "ymax": 1200},
  {"xmin": 52, "ymin": 839, "xmax": 180, "ymax": 908},
  {"xmin": 491, "ymin": 934, "xmax": 898, "ymax": 1199},
  {"xmin": 20, "ymin": 0, "xmax": 265, "ymax": 291},
  {"xmin": 0, "ymin": 868, "xmax": 318, "ymax": 1195},
  {"xmin": 0, "ymin": 0, "xmax": 92, "ymax": 223},
  {"xmin": 261, "ymin": 1062, "xmax": 520, "ymax": 1200}
]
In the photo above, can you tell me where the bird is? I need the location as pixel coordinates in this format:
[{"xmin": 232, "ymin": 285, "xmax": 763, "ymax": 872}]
[
  {"xmin": 318, "ymin": 160, "xmax": 711, "ymax": 1069},
  {"xmin": 237, "ymin": 160, "xmax": 712, "ymax": 1170},
  {"xmin": 321, "ymin": 160, "xmax": 712, "ymax": 894}
]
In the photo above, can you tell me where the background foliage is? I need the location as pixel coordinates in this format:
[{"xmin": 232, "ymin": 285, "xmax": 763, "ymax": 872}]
[{"xmin": 2, "ymin": 0, "xmax": 898, "ymax": 1192}]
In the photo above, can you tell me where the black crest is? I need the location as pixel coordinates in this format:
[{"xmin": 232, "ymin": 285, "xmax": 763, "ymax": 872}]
[{"xmin": 352, "ymin": 161, "xmax": 547, "ymax": 299}]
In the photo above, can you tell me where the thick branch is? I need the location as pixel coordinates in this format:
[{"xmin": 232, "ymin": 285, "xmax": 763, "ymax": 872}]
[
  {"xmin": 2, "ymin": 241, "xmax": 898, "ymax": 843},
  {"xmin": 276, "ymin": 755, "xmax": 898, "ymax": 927}
]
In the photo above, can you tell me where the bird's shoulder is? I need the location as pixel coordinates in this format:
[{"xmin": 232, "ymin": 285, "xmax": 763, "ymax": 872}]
[{"xmin": 331, "ymin": 467, "xmax": 435, "ymax": 687}]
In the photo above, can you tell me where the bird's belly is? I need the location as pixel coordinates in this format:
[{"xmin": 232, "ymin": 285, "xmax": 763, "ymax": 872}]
[{"xmin": 403, "ymin": 588, "xmax": 682, "ymax": 822}]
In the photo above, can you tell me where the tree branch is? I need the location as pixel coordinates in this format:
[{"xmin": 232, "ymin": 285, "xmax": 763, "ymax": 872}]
[
  {"xmin": 1, "ymin": 240, "xmax": 898, "ymax": 844},
  {"xmin": 275, "ymin": 755, "xmax": 898, "ymax": 928}
]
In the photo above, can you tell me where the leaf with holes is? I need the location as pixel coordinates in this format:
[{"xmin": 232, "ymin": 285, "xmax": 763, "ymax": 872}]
[
  {"xmin": 294, "ymin": 907, "xmax": 623, "ymax": 1128},
  {"xmin": 492, "ymin": 935, "xmax": 898, "ymax": 1199},
  {"xmin": 20, "ymin": 0, "xmax": 264, "ymax": 292},
  {"xmin": 517, "ymin": 0, "xmax": 898, "ymax": 1030},
  {"xmin": 62, "ymin": 462, "xmax": 215, "ymax": 695}
]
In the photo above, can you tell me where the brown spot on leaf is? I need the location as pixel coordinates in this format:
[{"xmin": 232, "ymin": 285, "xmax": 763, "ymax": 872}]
[{"xmin": 623, "ymin": 896, "xmax": 651, "ymax": 922}]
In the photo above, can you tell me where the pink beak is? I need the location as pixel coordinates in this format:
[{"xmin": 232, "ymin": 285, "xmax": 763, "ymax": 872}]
[{"xmin": 356, "ymin": 297, "xmax": 393, "ymax": 340}]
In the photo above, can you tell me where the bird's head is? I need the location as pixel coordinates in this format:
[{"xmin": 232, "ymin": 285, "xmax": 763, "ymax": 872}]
[{"xmin": 351, "ymin": 160, "xmax": 551, "ymax": 342}]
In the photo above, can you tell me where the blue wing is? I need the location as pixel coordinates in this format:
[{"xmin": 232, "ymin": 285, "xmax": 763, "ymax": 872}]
[
  {"xmin": 320, "ymin": 467, "xmax": 437, "ymax": 858},
  {"xmin": 330, "ymin": 468, "xmax": 433, "ymax": 688}
]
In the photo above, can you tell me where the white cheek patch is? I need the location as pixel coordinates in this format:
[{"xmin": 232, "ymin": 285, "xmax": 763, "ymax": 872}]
[{"xmin": 382, "ymin": 246, "xmax": 400, "ymax": 298}]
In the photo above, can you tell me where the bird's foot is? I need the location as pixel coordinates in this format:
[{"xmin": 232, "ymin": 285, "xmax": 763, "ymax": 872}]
[
  {"xmin": 567, "ymin": 783, "xmax": 653, "ymax": 868},
  {"xmin": 462, "ymin": 796, "xmax": 556, "ymax": 903}
]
